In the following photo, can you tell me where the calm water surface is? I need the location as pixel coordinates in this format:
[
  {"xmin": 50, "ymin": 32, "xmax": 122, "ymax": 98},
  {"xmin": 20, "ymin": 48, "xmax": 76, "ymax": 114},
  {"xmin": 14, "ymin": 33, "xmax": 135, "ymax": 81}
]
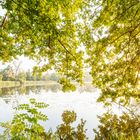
[{"xmin": 0, "ymin": 84, "xmax": 122, "ymax": 139}]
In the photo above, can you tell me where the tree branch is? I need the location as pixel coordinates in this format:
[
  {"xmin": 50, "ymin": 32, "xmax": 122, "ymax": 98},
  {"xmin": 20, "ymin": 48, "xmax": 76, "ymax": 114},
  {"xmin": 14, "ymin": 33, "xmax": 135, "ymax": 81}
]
[
  {"xmin": 0, "ymin": 12, "xmax": 7, "ymax": 28},
  {"xmin": 58, "ymin": 39, "xmax": 82, "ymax": 72},
  {"xmin": 58, "ymin": 39, "xmax": 77, "ymax": 61},
  {"xmin": 48, "ymin": 35, "xmax": 51, "ymax": 49},
  {"xmin": 110, "ymin": 31, "xmax": 129, "ymax": 44},
  {"xmin": 133, "ymin": 7, "xmax": 140, "ymax": 19},
  {"xmin": 113, "ymin": 101, "xmax": 140, "ymax": 123},
  {"xmin": 110, "ymin": 22, "xmax": 140, "ymax": 44},
  {"xmin": 111, "ymin": 2, "xmax": 138, "ymax": 22}
]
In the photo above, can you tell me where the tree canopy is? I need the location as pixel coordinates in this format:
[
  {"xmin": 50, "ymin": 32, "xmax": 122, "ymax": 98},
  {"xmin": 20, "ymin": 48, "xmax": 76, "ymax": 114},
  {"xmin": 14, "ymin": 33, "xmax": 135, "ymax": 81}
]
[
  {"xmin": 0, "ymin": 0, "xmax": 85, "ymax": 91},
  {"xmin": 0, "ymin": 0, "xmax": 140, "ymax": 104},
  {"xmin": 83, "ymin": 0, "xmax": 140, "ymax": 104}
]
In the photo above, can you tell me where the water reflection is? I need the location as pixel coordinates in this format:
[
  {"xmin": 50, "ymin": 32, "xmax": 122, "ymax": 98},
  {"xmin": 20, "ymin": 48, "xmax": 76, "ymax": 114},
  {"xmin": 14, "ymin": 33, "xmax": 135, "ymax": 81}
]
[
  {"xmin": 0, "ymin": 84, "xmax": 61, "ymax": 97},
  {"xmin": 0, "ymin": 84, "xmax": 139, "ymax": 139},
  {"xmin": 0, "ymin": 84, "xmax": 117, "ymax": 139},
  {"xmin": 0, "ymin": 84, "xmax": 97, "ymax": 100}
]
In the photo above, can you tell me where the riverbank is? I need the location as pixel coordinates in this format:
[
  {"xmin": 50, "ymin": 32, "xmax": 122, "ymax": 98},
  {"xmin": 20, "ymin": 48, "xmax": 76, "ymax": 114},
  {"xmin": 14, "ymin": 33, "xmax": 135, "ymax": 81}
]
[{"xmin": 0, "ymin": 81, "xmax": 57, "ymax": 88}]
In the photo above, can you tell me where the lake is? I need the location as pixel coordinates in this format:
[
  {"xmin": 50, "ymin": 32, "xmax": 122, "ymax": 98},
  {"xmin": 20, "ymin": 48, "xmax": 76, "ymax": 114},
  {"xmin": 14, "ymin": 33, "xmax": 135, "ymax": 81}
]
[{"xmin": 0, "ymin": 84, "xmax": 122, "ymax": 139}]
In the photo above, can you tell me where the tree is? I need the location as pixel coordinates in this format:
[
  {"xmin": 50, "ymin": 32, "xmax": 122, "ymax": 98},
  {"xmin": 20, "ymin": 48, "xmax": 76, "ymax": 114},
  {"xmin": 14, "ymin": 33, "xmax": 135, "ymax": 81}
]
[
  {"xmin": 0, "ymin": 74, "xmax": 2, "ymax": 81},
  {"xmin": 0, "ymin": 0, "xmax": 139, "ymax": 103},
  {"xmin": 0, "ymin": 0, "xmax": 84, "ymax": 91},
  {"xmin": 55, "ymin": 110, "xmax": 87, "ymax": 140},
  {"xmin": 1, "ymin": 65, "xmax": 15, "ymax": 81},
  {"xmin": 26, "ymin": 70, "xmax": 33, "ymax": 81},
  {"xmin": 82, "ymin": 0, "xmax": 140, "ymax": 104},
  {"xmin": 17, "ymin": 71, "xmax": 26, "ymax": 82},
  {"xmin": 0, "ymin": 105, "xmax": 88, "ymax": 140},
  {"xmin": 0, "ymin": 98, "xmax": 49, "ymax": 140},
  {"xmin": 94, "ymin": 111, "xmax": 140, "ymax": 140},
  {"xmin": 48, "ymin": 73, "xmax": 59, "ymax": 81},
  {"xmin": 12, "ymin": 61, "xmax": 22, "ymax": 80}
]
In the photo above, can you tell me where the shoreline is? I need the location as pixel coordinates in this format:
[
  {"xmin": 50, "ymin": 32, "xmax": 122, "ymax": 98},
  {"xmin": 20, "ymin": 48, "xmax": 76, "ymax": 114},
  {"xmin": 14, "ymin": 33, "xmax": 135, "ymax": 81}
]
[{"xmin": 0, "ymin": 81, "xmax": 57, "ymax": 88}]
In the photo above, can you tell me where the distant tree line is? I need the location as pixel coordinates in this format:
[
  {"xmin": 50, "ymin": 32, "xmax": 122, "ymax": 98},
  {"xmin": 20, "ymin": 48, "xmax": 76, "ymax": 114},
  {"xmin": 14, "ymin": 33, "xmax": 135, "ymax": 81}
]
[{"xmin": 0, "ymin": 65, "xmax": 59, "ymax": 82}]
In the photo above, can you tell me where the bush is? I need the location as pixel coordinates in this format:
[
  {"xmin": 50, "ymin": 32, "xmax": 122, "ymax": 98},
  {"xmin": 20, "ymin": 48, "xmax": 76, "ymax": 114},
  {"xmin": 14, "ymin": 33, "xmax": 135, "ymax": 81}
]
[{"xmin": 94, "ymin": 112, "xmax": 140, "ymax": 140}]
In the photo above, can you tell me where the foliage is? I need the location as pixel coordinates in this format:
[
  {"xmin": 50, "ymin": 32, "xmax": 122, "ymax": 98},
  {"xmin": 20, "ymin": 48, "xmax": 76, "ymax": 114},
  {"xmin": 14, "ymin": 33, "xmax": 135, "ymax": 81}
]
[
  {"xmin": 0, "ymin": 101, "xmax": 88, "ymax": 140},
  {"xmin": 0, "ymin": 67, "xmax": 59, "ymax": 82},
  {"xmin": 0, "ymin": 98, "xmax": 49, "ymax": 140},
  {"xmin": 0, "ymin": 0, "xmax": 84, "ymax": 91},
  {"xmin": 0, "ymin": 98, "xmax": 140, "ymax": 140},
  {"xmin": 26, "ymin": 70, "xmax": 33, "ymax": 81},
  {"xmin": 0, "ymin": 0, "xmax": 139, "ymax": 99},
  {"xmin": 17, "ymin": 71, "xmax": 26, "ymax": 82},
  {"xmin": 0, "ymin": 66, "xmax": 15, "ymax": 81},
  {"xmin": 45, "ymin": 110, "xmax": 88, "ymax": 140},
  {"xmin": 47, "ymin": 73, "xmax": 59, "ymax": 82},
  {"xmin": 83, "ymin": 0, "xmax": 140, "ymax": 104},
  {"xmin": 0, "ymin": 74, "xmax": 2, "ymax": 81},
  {"xmin": 94, "ymin": 111, "xmax": 140, "ymax": 140}
]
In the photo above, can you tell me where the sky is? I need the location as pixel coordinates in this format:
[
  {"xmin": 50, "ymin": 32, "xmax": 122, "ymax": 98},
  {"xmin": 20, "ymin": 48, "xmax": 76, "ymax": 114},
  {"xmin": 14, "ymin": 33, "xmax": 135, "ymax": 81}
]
[
  {"xmin": 0, "ymin": 6, "xmax": 6, "ymax": 16},
  {"xmin": 0, "ymin": 56, "xmax": 36, "ymax": 71}
]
